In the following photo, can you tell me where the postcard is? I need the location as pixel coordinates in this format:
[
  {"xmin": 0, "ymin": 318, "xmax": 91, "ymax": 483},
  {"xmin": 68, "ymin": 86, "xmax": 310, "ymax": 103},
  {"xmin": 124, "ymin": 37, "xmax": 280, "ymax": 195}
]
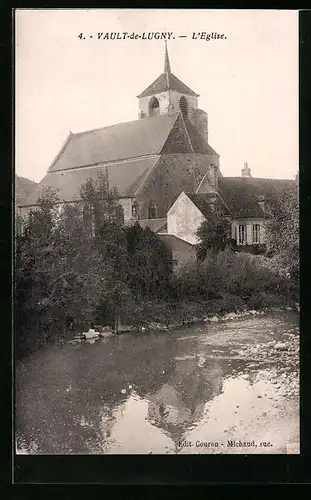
[{"xmin": 15, "ymin": 9, "xmax": 299, "ymax": 459}]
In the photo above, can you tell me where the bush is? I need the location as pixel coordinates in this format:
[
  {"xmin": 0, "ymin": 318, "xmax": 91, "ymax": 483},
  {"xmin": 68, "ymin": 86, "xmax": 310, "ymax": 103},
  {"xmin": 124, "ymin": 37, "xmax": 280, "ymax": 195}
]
[
  {"xmin": 170, "ymin": 250, "xmax": 293, "ymax": 310},
  {"xmin": 252, "ymin": 244, "xmax": 267, "ymax": 255}
]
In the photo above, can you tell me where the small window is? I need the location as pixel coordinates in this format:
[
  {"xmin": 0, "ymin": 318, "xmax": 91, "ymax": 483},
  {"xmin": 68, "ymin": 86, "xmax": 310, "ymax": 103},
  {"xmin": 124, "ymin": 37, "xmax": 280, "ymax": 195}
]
[
  {"xmin": 238, "ymin": 225, "xmax": 246, "ymax": 245},
  {"xmin": 252, "ymin": 224, "xmax": 260, "ymax": 244}
]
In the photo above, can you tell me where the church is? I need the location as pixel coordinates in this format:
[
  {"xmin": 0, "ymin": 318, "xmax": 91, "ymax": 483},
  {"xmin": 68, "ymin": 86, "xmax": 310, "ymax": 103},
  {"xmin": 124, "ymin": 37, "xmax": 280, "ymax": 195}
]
[{"xmin": 18, "ymin": 43, "xmax": 295, "ymax": 266}]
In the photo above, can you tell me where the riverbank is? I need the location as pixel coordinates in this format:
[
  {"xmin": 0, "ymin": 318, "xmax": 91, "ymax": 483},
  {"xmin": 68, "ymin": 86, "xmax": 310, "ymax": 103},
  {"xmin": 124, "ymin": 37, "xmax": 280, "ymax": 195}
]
[
  {"xmin": 63, "ymin": 301, "xmax": 300, "ymax": 346},
  {"xmin": 16, "ymin": 293, "xmax": 300, "ymax": 357},
  {"xmin": 115, "ymin": 299, "xmax": 300, "ymax": 335}
]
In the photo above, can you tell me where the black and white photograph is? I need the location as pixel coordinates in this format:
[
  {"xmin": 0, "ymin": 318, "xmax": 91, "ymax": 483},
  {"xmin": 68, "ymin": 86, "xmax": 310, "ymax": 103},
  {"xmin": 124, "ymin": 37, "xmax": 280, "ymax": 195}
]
[{"xmin": 15, "ymin": 9, "xmax": 299, "ymax": 456}]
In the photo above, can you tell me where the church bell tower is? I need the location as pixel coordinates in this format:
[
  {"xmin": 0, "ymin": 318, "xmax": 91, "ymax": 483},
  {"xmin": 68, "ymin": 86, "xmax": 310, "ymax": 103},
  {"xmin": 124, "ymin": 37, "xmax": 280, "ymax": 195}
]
[{"xmin": 137, "ymin": 43, "xmax": 209, "ymax": 143}]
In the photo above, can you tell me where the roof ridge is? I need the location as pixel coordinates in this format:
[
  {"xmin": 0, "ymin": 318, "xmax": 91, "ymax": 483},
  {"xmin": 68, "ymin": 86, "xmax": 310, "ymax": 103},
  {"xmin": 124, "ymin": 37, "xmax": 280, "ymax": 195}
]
[
  {"xmin": 70, "ymin": 113, "xmax": 179, "ymax": 137},
  {"xmin": 160, "ymin": 233, "xmax": 196, "ymax": 247},
  {"xmin": 48, "ymin": 133, "xmax": 73, "ymax": 172},
  {"xmin": 178, "ymin": 112, "xmax": 195, "ymax": 153},
  {"xmin": 169, "ymin": 73, "xmax": 200, "ymax": 97},
  {"xmin": 222, "ymin": 176, "xmax": 295, "ymax": 182},
  {"xmin": 49, "ymin": 154, "xmax": 160, "ymax": 173}
]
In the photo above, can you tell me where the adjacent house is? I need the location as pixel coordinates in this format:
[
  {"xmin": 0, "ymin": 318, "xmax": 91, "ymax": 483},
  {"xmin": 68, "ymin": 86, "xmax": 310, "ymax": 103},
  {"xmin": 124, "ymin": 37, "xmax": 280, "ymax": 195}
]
[
  {"xmin": 167, "ymin": 166, "xmax": 295, "ymax": 250},
  {"xmin": 157, "ymin": 233, "xmax": 197, "ymax": 272}
]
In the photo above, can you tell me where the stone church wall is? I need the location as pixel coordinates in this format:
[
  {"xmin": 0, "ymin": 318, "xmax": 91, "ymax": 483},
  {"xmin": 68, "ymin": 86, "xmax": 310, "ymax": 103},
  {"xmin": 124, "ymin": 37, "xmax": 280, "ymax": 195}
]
[
  {"xmin": 138, "ymin": 91, "xmax": 198, "ymax": 118},
  {"xmin": 136, "ymin": 153, "xmax": 215, "ymax": 219}
]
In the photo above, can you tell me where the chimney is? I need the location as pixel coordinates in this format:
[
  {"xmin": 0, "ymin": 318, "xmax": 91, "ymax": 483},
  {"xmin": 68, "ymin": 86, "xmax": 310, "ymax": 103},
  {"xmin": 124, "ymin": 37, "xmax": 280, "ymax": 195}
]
[{"xmin": 242, "ymin": 162, "xmax": 252, "ymax": 178}]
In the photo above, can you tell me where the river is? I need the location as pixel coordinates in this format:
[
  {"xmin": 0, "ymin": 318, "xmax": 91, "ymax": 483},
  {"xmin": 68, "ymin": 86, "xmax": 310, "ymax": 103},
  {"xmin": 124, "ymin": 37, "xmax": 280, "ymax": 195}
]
[{"xmin": 15, "ymin": 310, "xmax": 300, "ymax": 455}]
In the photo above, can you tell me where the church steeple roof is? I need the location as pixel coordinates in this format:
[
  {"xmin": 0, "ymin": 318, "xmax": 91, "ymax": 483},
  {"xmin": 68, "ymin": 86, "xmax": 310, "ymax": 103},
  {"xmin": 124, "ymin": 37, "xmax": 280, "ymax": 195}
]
[
  {"xmin": 137, "ymin": 43, "xmax": 199, "ymax": 98},
  {"xmin": 164, "ymin": 40, "xmax": 171, "ymax": 75}
]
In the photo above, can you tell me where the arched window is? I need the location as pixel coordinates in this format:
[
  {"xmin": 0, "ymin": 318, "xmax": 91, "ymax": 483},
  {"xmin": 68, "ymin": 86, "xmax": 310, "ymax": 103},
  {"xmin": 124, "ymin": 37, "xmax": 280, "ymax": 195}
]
[
  {"xmin": 115, "ymin": 204, "xmax": 124, "ymax": 226},
  {"xmin": 179, "ymin": 96, "xmax": 188, "ymax": 118},
  {"xmin": 149, "ymin": 97, "xmax": 160, "ymax": 117},
  {"xmin": 148, "ymin": 200, "xmax": 157, "ymax": 219},
  {"xmin": 132, "ymin": 200, "xmax": 139, "ymax": 218}
]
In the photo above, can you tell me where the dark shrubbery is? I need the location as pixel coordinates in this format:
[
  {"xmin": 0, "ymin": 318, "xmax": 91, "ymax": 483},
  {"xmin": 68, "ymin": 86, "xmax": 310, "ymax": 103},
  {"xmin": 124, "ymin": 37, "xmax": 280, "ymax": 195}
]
[
  {"xmin": 15, "ymin": 182, "xmax": 173, "ymax": 358},
  {"xmin": 170, "ymin": 249, "xmax": 295, "ymax": 313},
  {"xmin": 264, "ymin": 185, "xmax": 299, "ymax": 285}
]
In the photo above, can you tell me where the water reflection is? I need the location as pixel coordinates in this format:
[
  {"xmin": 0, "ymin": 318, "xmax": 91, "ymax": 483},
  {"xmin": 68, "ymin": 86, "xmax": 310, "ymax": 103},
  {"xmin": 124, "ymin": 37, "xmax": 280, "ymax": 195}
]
[
  {"xmin": 15, "ymin": 312, "xmax": 299, "ymax": 454},
  {"xmin": 146, "ymin": 356, "xmax": 224, "ymax": 452}
]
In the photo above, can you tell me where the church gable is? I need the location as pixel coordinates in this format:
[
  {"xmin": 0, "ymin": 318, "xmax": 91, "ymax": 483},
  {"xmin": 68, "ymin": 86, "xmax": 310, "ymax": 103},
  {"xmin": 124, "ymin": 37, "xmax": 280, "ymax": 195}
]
[{"xmin": 161, "ymin": 113, "xmax": 194, "ymax": 154}]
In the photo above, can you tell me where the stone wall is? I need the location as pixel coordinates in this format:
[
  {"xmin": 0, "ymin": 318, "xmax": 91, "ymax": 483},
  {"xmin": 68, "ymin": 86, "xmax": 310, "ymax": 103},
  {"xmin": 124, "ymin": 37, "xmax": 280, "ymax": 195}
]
[
  {"xmin": 138, "ymin": 90, "xmax": 198, "ymax": 118},
  {"xmin": 136, "ymin": 153, "xmax": 215, "ymax": 219}
]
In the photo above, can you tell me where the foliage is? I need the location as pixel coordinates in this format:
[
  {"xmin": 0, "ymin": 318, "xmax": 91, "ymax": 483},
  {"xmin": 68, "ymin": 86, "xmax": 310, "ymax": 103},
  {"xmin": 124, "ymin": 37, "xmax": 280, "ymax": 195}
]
[
  {"xmin": 125, "ymin": 223, "xmax": 173, "ymax": 299},
  {"xmin": 15, "ymin": 178, "xmax": 299, "ymax": 359},
  {"xmin": 196, "ymin": 204, "xmax": 233, "ymax": 260},
  {"xmin": 15, "ymin": 189, "xmax": 110, "ymax": 357},
  {"xmin": 264, "ymin": 185, "xmax": 299, "ymax": 283},
  {"xmin": 80, "ymin": 172, "xmax": 122, "ymax": 227},
  {"xmin": 15, "ymin": 188, "xmax": 173, "ymax": 357},
  {"xmin": 170, "ymin": 249, "xmax": 294, "ymax": 308}
]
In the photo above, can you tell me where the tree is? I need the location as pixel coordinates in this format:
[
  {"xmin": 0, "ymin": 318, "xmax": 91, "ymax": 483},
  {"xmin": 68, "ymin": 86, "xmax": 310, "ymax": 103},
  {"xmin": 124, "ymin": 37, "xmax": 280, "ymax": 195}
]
[
  {"xmin": 125, "ymin": 223, "xmax": 173, "ymax": 298},
  {"xmin": 80, "ymin": 171, "xmax": 120, "ymax": 228},
  {"xmin": 196, "ymin": 204, "xmax": 233, "ymax": 260},
  {"xmin": 94, "ymin": 221, "xmax": 132, "ymax": 329},
  {"xmin": 265, "ymin": 185, "xmax": 299, "ymax": 283},
  {"xmin": 15, "ymin": 188, "xmax": 109, "ymax": 357}
]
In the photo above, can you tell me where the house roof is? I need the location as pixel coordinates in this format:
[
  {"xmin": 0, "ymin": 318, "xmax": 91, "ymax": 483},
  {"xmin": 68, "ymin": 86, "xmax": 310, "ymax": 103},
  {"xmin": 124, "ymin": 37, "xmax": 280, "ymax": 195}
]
[
  {"xmin": 125, "ymin": 218, "xmax": 167, "ymax": 233},
  {"xmin": 138, "ymin": 43, "xmax": 198, "ymax": 99},
  {"xmin": 218, "ymin": 177, "xmax": 295, "ymax": 219},
  {"xmin": 48, "ymin": 114, "xmax": 179, "ymax": 173},
  {"xmin": 186, "ymin": 192, "xmax": 232, "ymax": 218},
  {"xmin": 137, "ymin": 72, "xmax": 199, "ymax": 98},
  {"xmin": 15, "ymin": 175, "xmax": 37, "ymax": 206},
  {"xmin": 47, "ymin": 112, "xmax": 217, "ymax": 174},
  {"xmin": 24, "ymin": 157, "xmax": 160, "ymax": 205},
  {"xmin": 220, "ymin": 177, "xmax": 296, "ymax": 198},
  {"xmin": 157, "ymin": 233, "xmax": 196, "ymax": 250},
  {"xmin": 21, "ymin": 110, "xmax": 220, "ymax": 207}
]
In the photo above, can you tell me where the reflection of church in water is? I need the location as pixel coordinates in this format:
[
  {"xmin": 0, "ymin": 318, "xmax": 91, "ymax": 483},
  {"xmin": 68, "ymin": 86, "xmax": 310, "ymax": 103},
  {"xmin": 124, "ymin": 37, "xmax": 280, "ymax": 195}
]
[{"xmin": 146, "ymin": 356, "xmax": 224, "ymax": 450}]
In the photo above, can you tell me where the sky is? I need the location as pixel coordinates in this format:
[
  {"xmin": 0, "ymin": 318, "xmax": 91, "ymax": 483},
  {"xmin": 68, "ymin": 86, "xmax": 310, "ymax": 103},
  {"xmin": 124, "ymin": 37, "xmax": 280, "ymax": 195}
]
[{"xmin": 15, "ymin": 9, "xmax": 298, "ymax": 182}]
